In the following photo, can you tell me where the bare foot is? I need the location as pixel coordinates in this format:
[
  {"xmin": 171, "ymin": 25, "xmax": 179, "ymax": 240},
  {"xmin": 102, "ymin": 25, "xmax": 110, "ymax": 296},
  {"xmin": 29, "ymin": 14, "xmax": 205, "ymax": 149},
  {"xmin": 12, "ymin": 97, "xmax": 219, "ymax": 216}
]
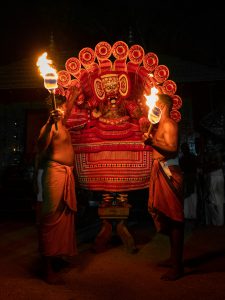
[
  {"xmin": 160, "ymin": 268, "xmax": 184, "ymax": 281},
  {"xmin": 157, "ymin": 258, "xmax": 172, "ymax": 268}
]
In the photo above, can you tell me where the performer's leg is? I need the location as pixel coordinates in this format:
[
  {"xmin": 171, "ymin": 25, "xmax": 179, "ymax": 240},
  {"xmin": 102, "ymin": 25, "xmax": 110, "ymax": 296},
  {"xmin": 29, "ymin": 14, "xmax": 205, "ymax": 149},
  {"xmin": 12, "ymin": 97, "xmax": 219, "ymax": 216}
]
[
  {"xmin": 161, "ymin": 221, "xmax": 184, "ymax": 281},
  {"xmin": 157, "ymin": 233, "xmax": 173, "ymax": 267},
  {"xmin": 42, "ymin": 256, "xmax": 64, "ymax": 285}
]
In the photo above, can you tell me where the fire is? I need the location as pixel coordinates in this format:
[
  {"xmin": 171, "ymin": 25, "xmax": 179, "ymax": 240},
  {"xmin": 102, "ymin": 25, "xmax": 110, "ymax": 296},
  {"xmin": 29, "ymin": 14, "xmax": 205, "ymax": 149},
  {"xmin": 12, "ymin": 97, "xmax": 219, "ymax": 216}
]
[
  {"xmin": 145, "ymin": 87, "xmax": 159, "ymax": 112},
  {"xmin": 36, "ymin": 52, "xmax": 58, "ymax": 90},
  {"xmin": 145, "ymin": 87, "xmax": 162, "ymax": 136},
  {"xmin": 36, "ymin": 52, "xmax": 57, "ymax": 77}
]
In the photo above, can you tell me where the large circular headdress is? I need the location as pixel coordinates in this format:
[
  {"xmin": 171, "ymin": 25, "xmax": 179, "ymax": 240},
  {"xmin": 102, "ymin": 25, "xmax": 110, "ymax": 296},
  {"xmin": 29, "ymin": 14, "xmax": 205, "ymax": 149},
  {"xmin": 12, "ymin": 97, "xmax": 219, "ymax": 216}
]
[{"xmin": 57, "ymin": 41, "xmax": 182, "ymax": 122}]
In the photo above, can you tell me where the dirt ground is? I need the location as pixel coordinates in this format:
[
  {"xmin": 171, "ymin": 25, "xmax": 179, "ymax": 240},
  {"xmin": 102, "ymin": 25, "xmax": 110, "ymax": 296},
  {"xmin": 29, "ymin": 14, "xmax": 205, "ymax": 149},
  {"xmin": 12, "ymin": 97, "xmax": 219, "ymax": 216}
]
[{"xmin": 1, "ymin": 214, "xmax": 225, "ymax": 300}]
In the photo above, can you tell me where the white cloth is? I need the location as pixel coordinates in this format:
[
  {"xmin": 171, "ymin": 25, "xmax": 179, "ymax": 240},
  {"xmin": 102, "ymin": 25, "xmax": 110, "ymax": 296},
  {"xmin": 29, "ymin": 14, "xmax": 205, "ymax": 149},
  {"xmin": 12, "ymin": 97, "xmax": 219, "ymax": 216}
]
[
  {"xmin": 205, "ymin": 168, "xmax": 224, "ymax": 226},
  {"xmin": 160, "ymin": 157, "xmax": 179, "ymax": 178},
  {"xmin": 164, "ymin": 157, "xmax": 179, "ymax": 167}
]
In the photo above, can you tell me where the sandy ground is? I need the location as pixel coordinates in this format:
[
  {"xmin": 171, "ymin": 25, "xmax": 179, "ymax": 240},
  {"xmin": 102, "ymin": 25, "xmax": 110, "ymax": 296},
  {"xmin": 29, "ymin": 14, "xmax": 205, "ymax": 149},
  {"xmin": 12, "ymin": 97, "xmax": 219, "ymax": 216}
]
[{"xmin": 0, "ymin": 215, "xmax": 225, "ymax": 300}]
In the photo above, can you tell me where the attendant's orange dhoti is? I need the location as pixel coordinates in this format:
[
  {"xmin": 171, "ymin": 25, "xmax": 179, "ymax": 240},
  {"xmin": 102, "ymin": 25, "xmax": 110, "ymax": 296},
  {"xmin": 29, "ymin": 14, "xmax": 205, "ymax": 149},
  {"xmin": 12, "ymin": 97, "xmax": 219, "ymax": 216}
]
[
  {"xmin": 149, "ymin": 159, "xmax": 184, "ymax": 233},
  {"xmin": 39, "ymin": 161, "xmax": 77, "ymax": 257}
]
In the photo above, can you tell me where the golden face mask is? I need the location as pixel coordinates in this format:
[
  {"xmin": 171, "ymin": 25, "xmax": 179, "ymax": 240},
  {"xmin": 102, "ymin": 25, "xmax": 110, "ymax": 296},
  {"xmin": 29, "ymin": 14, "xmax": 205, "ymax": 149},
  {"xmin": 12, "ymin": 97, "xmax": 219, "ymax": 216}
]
[{"xmin": 101, "ymin": 74, "xmax": 119, "ymax": 99}]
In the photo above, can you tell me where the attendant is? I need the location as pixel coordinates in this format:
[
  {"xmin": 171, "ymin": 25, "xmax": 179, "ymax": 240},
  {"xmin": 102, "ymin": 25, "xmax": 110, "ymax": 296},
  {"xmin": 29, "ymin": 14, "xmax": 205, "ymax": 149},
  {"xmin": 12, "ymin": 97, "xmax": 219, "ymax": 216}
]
[
  {"xmin": 143, "ymin": 93, "xmax": 184, "ymax": 281},
  {"xmin": 37, "ymin": 87, "xmax": 80, "ymax": 284}
]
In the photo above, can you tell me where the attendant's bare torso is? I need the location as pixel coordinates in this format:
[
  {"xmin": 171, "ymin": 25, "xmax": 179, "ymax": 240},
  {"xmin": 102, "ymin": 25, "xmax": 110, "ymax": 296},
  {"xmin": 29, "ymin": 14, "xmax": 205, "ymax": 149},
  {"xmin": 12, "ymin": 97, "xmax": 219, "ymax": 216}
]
[
  {"xmin": 41, "ymin": 121, "xmax": 74, "ymax": 166},
  {"xmin": 152, "ymin": 118, "xmax": 178, "ymax": 161}
]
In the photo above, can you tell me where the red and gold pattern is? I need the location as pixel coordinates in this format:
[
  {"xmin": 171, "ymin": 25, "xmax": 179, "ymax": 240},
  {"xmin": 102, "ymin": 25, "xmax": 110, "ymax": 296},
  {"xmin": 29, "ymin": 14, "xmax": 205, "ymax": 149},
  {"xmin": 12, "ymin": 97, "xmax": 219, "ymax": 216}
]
[
  {"xmin": 74, "ymin": 149, "xmax": 152, "ymax": 191},
  {"xmin": 112, "ymin": 41, "xmax": 129, "ymax": 60},
  {"xmin": 94, "ymin": 78, "xmax": 105, "ymax": 100},
  {"xmin": 55, "ymin": 85, "xmax": 65, "ymax": 96},
  {"xmin": 70, "ymin": 79, "xmax": 80, "ymax": 88},
  {"xmin": 95, "ymin": 41, "xmax": 112, "ymax": 60},
  {"xmin": 56, "ymin": 41, "xmax": 183, "ymax": 190},
  {"xmin": 172, "ymin": 95, "xmax": 182, "ymax": 110},
  {"xmin": 57, "ymin": 41, "xmax": 182, "ymax": 122},
  {"xmin": 128, "ymin": 44, "xmax": 145, "ymax": 64},
  {"xmin": 78, "ymin": 47, "xmax": 96, "ymax": 67},
  {"xmin": 143, "ymin": 52, "xmax": 159, "ymax": 72},
  {"xmin": 162, "ymin": 80, "xmax": 177, "ymax": 95},
  {"xmin": 119, "ymin": 74, "xmax": 129, "ymax": 97},
  {"xmin": 153, "ymin": 65, "xmax": 169, "ymax": 83},
  {"xmin": 65, "ymin": 57, "xmax": 81, "ymax": 75},
  {"xmin": 57, "ymin": 70, "xmax": 71, "ymax": 87},
  {"xmin": 170, "ymin": 109, "xmax": 181, "ymax": 123}
]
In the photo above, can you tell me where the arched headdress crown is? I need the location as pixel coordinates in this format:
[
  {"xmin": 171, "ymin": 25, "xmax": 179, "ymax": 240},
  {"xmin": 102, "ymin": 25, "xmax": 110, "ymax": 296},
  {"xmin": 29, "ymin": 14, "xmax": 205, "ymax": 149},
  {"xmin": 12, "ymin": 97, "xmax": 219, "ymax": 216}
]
[{"xmin": 56, "ymin": 41, "xmax": 182, "ymax": 122}]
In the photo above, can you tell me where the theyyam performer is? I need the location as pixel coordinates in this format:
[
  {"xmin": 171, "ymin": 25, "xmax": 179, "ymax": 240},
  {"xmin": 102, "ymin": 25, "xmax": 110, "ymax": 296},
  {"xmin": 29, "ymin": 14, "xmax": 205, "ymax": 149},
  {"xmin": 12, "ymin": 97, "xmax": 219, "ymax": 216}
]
[{"xmin": 38, "ymin": 40, "xmax": 183, "ymax": 281}]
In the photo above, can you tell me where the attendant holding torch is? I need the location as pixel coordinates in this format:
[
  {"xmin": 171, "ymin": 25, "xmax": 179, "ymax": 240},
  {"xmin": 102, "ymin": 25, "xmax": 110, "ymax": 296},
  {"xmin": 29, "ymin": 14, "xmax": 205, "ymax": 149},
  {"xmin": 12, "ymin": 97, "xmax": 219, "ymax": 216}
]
[
  {"xmin": 36, "ymin": 53, "xmax": 80, "ymax": 284},
  {"xmin": 143, "ymin": 92, "xmax": 184, "ymax": 281}
]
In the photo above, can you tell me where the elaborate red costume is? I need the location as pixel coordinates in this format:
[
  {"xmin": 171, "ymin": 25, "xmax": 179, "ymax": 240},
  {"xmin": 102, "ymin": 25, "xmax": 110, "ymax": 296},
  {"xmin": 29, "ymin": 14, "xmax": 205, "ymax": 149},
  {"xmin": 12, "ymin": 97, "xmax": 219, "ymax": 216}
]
[{"xmin": 56, "ymin": 41, "xmax": 183, "ymax": 192}]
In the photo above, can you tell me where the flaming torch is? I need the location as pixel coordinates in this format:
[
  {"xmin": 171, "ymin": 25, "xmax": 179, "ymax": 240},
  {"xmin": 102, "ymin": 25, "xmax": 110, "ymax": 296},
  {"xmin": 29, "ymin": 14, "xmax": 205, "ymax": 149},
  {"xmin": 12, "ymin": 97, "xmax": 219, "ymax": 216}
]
[
  {"xmin": 145, "ymin": 87, "xmax": 162, "ymax": 137},
  {"xmin": 36, "ymin": 52, "xmax": 58, "ymax": 130}
]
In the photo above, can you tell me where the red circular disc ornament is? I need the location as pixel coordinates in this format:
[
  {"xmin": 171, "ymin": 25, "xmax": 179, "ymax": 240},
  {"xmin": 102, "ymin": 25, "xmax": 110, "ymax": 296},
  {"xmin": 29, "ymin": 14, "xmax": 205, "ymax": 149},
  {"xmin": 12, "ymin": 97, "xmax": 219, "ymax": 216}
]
[
  {"xmin": 65, "ymin": 57, "xmax": 81, "ymax": 75},
  {"xmin": 79, "ymin": 47, "xmax": 96, "ymax": 67},
  {"xmin": 112, "ymin": 41, "xmax": 129, "ymax": 60},
  {"xmin": 95, "ymin": 41, "xmax": 112, "ymax": 60},
  {"xmin": 162, "ymin": 80, "xmax": 177, "ymax": 95},
  {"xmin": 172, "ymin": 95, "xmax": 182, "ymax": 110},
  {"xmin": 153, "ymin": 65, "xmax": 169, "ymax": 83},
  {"xmin": 57, "ymin": 70, "xmax": 71, "ymax": 87},
  {"xmin": 128, "ymin": 44, "xmax": 145, "ymax": 64},
  {"xmin": 56, "ymin": 40, "xmax": 182, "ymax": 124},
  {"xmin": 170, "ymin": 109, "xmax": 181, "ymax": 122},
  {"xmin": 143, "ymin": 52, "xmax": 159, "ymax": 72}
]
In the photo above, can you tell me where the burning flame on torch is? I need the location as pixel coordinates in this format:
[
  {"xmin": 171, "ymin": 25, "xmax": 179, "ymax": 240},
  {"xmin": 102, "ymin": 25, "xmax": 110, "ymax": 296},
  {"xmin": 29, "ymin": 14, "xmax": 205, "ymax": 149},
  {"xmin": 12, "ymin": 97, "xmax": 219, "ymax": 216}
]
[
  {"xmin": 36, "ymin": 52, "xmax": 58, "ymax": 90},
  {"xmin": 145, "ymin": 87, "xmax": 159, "ymax": 114},
  {"xmin": 145, "ymin": 87, "xmax": 161, "ymax": 137},
  {"xmin": 36, "ymin": 52, "xmax": 58, "ymax": 129}
]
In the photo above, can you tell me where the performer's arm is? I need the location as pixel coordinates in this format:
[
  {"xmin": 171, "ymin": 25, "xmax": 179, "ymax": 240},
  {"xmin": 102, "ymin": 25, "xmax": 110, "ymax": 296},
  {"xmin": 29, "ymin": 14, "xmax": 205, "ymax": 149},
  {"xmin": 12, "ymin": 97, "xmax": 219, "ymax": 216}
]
[{"xmin": 37, "ymin": 120, "xmax": 54, "ymax": 152}]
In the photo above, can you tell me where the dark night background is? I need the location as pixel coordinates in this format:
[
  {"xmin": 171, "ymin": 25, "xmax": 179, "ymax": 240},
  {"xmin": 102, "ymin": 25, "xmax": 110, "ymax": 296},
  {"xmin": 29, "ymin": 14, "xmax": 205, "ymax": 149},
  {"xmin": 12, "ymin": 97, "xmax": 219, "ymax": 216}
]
[
  {"xmin": 0, "ymin": 0, "xmax": 225, "ymax": 212},
  {"xmin": 1, "ymin": 0, "xmax": 225, "ymax": 68}
]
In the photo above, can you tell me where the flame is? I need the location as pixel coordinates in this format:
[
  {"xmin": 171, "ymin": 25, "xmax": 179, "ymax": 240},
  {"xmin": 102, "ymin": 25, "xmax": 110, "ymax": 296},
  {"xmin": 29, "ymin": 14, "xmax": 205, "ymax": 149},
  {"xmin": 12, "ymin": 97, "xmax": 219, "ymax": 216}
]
[
  {"xmin": 145, "ymin": 87, "xmax": 159, "ymax": 112},
  {"xmin": 36, "ymin": 52, "xmax": 58, "ymax": 90},
  {"xmin": 36, "ymin": 52, "xmax": 58, "ymax": 78}
]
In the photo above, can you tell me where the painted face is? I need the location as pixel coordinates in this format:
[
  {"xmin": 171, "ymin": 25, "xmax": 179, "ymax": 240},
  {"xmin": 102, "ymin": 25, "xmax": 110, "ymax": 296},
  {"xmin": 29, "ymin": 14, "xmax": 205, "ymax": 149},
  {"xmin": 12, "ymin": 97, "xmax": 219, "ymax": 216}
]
[{"xmin": 101, "ymin": 74, "xmax": 119, "ymax": 99}]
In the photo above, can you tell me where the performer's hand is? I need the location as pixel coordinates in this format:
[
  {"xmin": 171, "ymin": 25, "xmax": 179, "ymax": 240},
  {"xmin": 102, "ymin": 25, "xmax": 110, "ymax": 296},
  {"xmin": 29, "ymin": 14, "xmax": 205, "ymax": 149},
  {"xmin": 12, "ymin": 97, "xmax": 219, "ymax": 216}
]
[
  {"xmin": 49, "ymin": 108, "xmax": 64, "ymax": 124},
  {"xmin": 142, "ymin": 132, "xmax": 153, "ymax": 146}
]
